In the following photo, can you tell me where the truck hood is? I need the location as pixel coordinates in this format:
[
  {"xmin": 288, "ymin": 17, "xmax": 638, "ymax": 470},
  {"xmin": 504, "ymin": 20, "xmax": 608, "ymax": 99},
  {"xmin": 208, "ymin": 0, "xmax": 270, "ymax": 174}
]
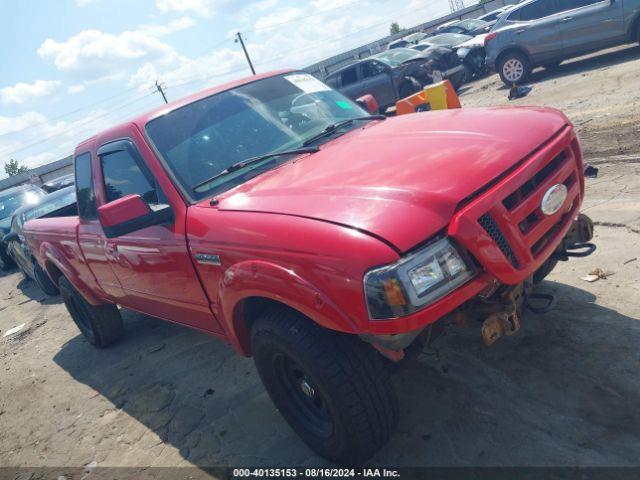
[{"xmin": 212, "ymin": 107, "xmax": 569, "ymax": 252}]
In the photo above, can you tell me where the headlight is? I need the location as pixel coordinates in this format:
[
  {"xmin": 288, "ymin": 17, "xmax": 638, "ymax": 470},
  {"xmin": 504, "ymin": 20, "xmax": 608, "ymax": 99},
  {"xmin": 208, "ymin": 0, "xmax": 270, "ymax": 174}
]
[{"xmin": 364, "ymin": 238, "xmax": 475, "ymax": 320}]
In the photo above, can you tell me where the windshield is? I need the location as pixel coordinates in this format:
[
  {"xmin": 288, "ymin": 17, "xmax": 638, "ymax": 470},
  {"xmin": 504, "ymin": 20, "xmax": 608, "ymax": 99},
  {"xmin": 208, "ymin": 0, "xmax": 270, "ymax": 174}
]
[
  {"xmin": 457, "ymin": 19, "xmax": 485, "ymax": 29},
  {"xmin": 427, "ymin": 33, "xmax": 471, "ymax": 46},
  {"xmin": 0, "ymin": 189, "xmax": 43, "ymax": 220},
  {"xmin": 23, "ymin": 189, "xmax": 76, "ymax": 222},
  {"xmin": 145, "ymin": 73, "xmax": 368, "ymax": 200},
  {"xmin": 374, "ymin": 48, "xmax": 418, "ymax": 66}
]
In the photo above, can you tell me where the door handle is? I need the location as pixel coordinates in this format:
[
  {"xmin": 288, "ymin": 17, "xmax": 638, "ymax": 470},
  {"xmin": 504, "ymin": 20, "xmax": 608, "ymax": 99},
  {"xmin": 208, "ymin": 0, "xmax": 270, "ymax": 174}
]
[{"xmin": 561, "ymin": 16, "xmax": 572, "ymax": 22}]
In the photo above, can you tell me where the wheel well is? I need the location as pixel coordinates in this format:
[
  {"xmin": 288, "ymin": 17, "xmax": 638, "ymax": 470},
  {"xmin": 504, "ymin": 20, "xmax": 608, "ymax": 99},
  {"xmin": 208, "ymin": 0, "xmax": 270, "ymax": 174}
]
[
  {"xmin": 232, "ymin": 296, "xmax": 312, "ymax": 356},
  {"xmin": 495, "ymin": 48, "xmax": 531, "ymax": 71},
  {"xmin": 44, "ymin": 260, "xmax": 63, "ymax": 286},
  {"xmin": 630, "ymin": 13, "xmax": 640, "ymax": 41}
]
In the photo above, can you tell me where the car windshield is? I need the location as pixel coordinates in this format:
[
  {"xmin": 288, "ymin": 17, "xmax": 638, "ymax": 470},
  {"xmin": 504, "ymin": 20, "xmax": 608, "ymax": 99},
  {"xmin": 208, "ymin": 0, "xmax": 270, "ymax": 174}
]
[
  {"xmin": 145, "ymin": 73, "xmax": 368, "ymax": 200},
  {"xmin": 23, "ymin": 189, "xmax": 76, "ymax": 222},
  {"xmin": 427, "ymin": 33, "xmax": 471, "ymax": 47},
  {"xmin": 0, "ymin": 189, "xmax": 42, "ymax": 220},
  {"xmin": 457, "ymin": 19, "xmax": 486, "ymax": 30},
  {"xmin": 374, "ymin": 49, "xmax": 418, "ymax": 66}
]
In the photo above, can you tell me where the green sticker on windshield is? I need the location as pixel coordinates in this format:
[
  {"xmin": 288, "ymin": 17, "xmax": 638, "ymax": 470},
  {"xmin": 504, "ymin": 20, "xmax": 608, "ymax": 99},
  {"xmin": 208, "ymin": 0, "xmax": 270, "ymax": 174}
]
[{"xmin": 335, "ymin": 100, "xmax": 352, "ymax": 109}]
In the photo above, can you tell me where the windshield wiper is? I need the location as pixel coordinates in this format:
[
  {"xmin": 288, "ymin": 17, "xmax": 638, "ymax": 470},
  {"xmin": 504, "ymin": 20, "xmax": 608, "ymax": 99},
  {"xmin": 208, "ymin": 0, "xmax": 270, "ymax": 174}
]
[
  {"xmin": 302, "ymin": 115, "xmax": 386, "ymax": 147},
  {"xmin": 192, "ymin": 146, "xmax": 320, "ymax": 191}
]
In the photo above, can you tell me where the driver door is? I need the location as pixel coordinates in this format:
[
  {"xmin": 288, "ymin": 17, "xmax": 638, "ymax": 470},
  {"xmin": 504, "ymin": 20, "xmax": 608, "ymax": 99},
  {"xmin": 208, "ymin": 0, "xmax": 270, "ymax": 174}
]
[
  {"xmin": 95, "ymin": 139, "xmax": 222, "ymax": 333},
  {"xmin": 359, "ymin": 60, "xmax": 395, "ymax": 108}
]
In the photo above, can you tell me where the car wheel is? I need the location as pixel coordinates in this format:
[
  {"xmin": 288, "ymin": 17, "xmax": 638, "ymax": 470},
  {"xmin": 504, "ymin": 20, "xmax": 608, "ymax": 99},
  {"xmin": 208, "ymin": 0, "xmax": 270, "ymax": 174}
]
[
  {"xmin": 251, "ymin": 307, "xmax": 398, "ymax": 464},
  {"xmin": 399, "ymin": 79, "xmax": 421, "ymax": 99},
  {"xmin": 59, "ymin": 276, "xmax": 123, "ymax": 347},
  {"xmin": 462, "ymin": 63, "xmax": 474, "ymax": 84},
  {"xmin": 34, "ymin": 263, "xmax": 59, "ymax": 296},
  {"xmin": 0, "ymin": 247, "xmax": 16, "ymax": 271},
  {"xmin": 498, "ymin": 52, "xmax": 531, "ymax": 85}
]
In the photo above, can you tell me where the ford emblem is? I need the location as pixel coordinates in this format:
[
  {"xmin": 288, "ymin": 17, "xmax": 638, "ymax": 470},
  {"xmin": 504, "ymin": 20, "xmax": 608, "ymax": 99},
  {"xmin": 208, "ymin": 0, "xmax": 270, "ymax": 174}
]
[{"xmin": 540, "ymin": 184, "xmax": 567, "ymax": 216}]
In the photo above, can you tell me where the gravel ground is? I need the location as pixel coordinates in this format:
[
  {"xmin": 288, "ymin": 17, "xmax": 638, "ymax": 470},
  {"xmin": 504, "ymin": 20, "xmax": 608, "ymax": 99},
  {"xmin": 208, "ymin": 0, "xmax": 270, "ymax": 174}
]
[{"xmin": 1, "ymin": 43, "xmax": 639, "ymax": 474}]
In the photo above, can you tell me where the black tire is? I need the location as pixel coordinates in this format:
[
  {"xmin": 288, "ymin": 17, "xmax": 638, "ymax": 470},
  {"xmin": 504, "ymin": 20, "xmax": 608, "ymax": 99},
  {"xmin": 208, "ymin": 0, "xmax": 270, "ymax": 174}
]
[
  {"xmin": 251, "ymin": 307, "xmax": 398, "ymax": 464},
  {"xmin": 533, "ymin": 257, "xmax": 559, "ymax": 284},
  {"xmin": 398, "ymin": 78, "xmax": 421, "ymax": 99},
  {"xmin": 59, "ymin": 276, "xmax": 123, "ymax": 347},
  {"xmin": 34, "ymin": 263, "xmax": 59, "ymax": 296},
  {"xmin": 498, "ymin": 52, "xmax": 531, "ymax": 86},
  {"xmin": 462, "ymin": 62, "xmax": 474, "ymax": 84},
  {"xmin": 0, "ymin": 247, "xmax": 15, "ymax": 271}
]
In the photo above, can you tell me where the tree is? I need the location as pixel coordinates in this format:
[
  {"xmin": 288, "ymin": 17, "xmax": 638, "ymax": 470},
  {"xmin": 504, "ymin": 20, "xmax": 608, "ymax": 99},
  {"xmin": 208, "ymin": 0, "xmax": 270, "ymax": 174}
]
[
  {"xmin": 390, "ymin": 22, "xmax": 402, "ymax": 35},
  {"xmin": 4, "ymin": 159, "xmax": 29, "ymax": 177}
]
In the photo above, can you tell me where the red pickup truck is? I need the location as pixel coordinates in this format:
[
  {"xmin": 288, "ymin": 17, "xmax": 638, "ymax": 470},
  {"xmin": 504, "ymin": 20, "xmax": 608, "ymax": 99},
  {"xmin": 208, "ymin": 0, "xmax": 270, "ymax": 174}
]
[{"xmin": 24, "ymin": 70, "xmax": 594, "ymax": 463}]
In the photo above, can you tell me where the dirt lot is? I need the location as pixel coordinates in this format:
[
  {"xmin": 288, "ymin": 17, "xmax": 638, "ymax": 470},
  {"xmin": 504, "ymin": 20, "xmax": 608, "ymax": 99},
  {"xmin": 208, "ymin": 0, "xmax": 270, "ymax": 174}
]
[{"xmin": 1, "ymin": 44, "xmax": 639, "ymax": 473}]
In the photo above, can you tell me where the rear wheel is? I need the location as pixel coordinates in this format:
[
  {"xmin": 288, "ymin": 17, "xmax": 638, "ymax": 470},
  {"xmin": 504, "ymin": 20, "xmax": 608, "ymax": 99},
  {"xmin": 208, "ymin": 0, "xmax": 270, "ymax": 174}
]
[
  {"xmin": 59, "ymin": 277, "xmax": 123, "ymax": 347},
  {"xmin": 251, "ymin": 307, "xmax": 398, "ymax": 464},
  {"xmin": 498, "ymin": 52, "xmax": 531, "ymax": 86},
  {"xmin": 34, "ymin": 263, "xmax": 59, "ymax": 296}
]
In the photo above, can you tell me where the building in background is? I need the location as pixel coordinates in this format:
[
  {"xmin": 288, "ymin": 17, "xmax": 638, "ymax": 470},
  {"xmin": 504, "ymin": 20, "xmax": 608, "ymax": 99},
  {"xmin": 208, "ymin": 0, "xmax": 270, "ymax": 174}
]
[{"xmin": 0, "ymin": 156, "xmax": 73, "ymax": 193}]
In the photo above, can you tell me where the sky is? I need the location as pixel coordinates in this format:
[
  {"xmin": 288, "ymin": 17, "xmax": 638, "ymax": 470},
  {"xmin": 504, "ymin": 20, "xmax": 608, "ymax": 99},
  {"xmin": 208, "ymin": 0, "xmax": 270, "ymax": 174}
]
[{"xmin": 0, "ymin": 0, "xmax": 452, "ymax": 179}]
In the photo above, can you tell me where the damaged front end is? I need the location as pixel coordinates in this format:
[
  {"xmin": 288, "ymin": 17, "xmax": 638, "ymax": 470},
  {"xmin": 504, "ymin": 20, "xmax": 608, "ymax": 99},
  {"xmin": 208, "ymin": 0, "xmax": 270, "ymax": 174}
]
[{"xmin": 362, "ymin": 213, "xmax": 596, "ymax": 359}]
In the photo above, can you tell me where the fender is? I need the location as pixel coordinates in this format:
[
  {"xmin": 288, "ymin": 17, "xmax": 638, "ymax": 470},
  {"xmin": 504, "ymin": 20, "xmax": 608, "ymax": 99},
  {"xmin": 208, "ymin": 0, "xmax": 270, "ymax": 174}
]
[
  {"xmin": 39, "ymin": 241, "xmax": 105, "ymax": 305},
  {"xmin": 218, "ymin": 260, "xmax": 359, "ymax": 356}
]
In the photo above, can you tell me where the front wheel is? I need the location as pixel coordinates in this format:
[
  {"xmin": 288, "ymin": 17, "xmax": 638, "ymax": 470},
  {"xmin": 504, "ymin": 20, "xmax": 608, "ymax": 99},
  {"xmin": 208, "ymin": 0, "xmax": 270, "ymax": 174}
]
[
  {"xmin": 498, "ymin": 52, "xmax": 531, "ymax": 86},
  {"xmin": 251, "ymin": 308, "xmax": 398, "ymax": 464},
  {"xmin": 0, "ymin": 247, "xmax": 15, "ymax": 271}
]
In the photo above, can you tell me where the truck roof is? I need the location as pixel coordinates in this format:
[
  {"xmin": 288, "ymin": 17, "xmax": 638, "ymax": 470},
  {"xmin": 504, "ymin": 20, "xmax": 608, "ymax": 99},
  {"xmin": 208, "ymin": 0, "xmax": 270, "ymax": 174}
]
[{"xmin": 76, "ymin": 68, "xmax": 295, "ymax": 150}]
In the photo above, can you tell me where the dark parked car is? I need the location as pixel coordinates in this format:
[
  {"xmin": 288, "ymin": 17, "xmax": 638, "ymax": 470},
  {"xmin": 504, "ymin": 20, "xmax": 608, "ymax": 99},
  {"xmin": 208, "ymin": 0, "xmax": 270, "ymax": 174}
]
[
  {"xmin": 42, "ymin": 173, "xmax": 75, "ymax": 193},
  {"xmin": 3, "ymin": 186, "xmax": 76, "ymax": 294},
  {"xmin": 486, "ymin": 0, "xmax": 640, "ymax": 85},
  {"xmin": 477, "ymin": 4, "xmax": 516, "ymax": 27},
  {"xmin": 0, "ymin": 184, "xmax": 45, "ymax": 270},
  {"xmin": 436, "ymin": 18, "xmax": 492, "ymax": 35},
  {"xmin": 325, "ymin": 48, "xmax": 464, "ymax": 111}
]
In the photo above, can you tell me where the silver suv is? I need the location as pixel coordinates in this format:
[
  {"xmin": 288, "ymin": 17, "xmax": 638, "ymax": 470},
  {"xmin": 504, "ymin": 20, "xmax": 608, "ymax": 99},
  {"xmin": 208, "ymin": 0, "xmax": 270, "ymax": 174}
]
[{"xmin": 486, "ymin": 0, "xmax": 640, "ymax": 85}]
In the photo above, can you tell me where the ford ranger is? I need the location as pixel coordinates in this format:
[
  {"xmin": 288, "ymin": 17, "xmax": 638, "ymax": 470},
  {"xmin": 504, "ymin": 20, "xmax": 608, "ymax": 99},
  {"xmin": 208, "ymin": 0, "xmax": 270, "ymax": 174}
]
[{"xmin": 24, "ymin": 70, "xmax": 595, "ymax": 464}]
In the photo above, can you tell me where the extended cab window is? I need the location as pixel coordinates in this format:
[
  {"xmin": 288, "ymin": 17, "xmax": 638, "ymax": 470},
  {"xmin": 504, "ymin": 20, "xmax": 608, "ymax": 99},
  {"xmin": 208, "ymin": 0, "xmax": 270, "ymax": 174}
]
[
  {"xmin": 75, "ymin": 152, "xmax": 97, "ymax": 220},
  {"xmin": 100, "ymin": 146, "xmax": 158, "ymax": 205},
  {"xmin": 340, "ymin": 67, "xmax": 358, "ymax": 86}
]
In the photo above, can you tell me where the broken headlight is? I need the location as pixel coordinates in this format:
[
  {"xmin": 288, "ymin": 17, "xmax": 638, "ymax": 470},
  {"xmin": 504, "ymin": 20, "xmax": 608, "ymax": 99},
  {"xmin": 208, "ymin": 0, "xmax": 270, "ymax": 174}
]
[{"xmin": 364, "ymin": 238, "xmax": 476, "ymax": 320}]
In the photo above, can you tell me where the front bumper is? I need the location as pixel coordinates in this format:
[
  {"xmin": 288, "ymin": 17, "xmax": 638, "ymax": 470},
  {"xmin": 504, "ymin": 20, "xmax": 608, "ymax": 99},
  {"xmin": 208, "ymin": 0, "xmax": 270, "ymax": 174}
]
[{"xmin": 364, "ymin": 125, "xmax": 585, "ymax": 336}]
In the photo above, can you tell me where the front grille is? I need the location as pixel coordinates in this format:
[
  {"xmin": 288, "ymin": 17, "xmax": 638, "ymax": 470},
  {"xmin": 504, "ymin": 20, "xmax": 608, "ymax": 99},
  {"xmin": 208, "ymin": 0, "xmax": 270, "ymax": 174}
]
[
  {"xmin": 503, "ymin": 152, "xmax": 566, "ymax": 211},
  {"xmin": 478, "ymin": 213, "xmax": 519, "ymax": 268}
]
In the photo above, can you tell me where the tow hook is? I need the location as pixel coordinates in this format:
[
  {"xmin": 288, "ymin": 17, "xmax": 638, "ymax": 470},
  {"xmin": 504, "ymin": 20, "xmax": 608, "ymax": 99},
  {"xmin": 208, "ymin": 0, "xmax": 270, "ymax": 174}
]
[
  {"xmin": 524, "ymin": 291, "xmax": 557, "ymax": 314},
  {"xmin": 481, "ymin": 305, "xmax": 521, "ymax": 346},
  {"xmin": 554, "ymin": 213, "xmax": 597, "ymax": 261}
]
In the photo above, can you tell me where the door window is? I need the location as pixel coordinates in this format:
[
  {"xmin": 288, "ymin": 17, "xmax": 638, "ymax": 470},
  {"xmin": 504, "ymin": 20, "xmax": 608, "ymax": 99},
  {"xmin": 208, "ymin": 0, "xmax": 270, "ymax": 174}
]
[
  {"xmin": 361, "ymin": 61, "xmax": 388, "ymax": 79},
  {"xmin": 559, "ymin": 0, "xmax": 602, "ymax": 10},
  {"xmin": 100, "ymin": 147, "xmax": 158, "ymax": 205},
  {"xmin": 511, "ymin": 0, "xmax": 558, "ymax": 20},
  {"xmin": 75, "ymin": 152, "xmax": 97, "ymax": 220},
  {"xmin": 340, "ymin": 67, "xmax": 358, "ymax": 86}
]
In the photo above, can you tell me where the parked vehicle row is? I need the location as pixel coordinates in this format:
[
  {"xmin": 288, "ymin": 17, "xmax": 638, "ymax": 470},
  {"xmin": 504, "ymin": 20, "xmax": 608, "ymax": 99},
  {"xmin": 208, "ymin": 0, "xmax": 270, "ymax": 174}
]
[
  {"xmin": 486, "ymin": 0, "xmax": 640, "ymax": 85},
  {"xmin": 14, "ymin": 69, "xmax": 594, "ymax": 463}
]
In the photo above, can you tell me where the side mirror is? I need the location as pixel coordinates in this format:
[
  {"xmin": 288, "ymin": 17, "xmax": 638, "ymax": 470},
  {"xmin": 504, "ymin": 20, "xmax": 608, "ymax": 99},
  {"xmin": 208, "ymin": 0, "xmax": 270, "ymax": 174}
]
[
  {"xmin": 98, "ymin": 194, "xmax": 172, "ymax": 238},
  {"xmin": 3, "ymin": 231, "xmax": 19, "ymax": 244},
  {"xmin": 356, "ymin": 94, "xmax": 379, "ymax": 115}
]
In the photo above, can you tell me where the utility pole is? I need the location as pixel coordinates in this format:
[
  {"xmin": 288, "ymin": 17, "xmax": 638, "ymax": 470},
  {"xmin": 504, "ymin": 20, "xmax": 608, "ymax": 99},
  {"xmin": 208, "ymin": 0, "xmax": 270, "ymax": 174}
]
[
  {"xmin": 235, "ymin": 32, "xmax": 256, "ymax": 75},
  {"xmin": 155, "ymin": 80, "xmax": 168, "ymax": 104}
]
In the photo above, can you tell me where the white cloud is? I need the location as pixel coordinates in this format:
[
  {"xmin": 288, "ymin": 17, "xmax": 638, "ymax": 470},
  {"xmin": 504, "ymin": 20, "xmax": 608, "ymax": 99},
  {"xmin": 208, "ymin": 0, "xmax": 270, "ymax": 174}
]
[
  {"xmin": 67, "ymin": 84, "xmax": 86, "ymax": 94},
  {"xmin": 1, "ymin": 80, "xmax": 62, "ymax": 104},
  {"xmin": 156, "ymin": 0, "xmax": 212, "ymax": 17},
  {"xmin": 0, "ymin": 112, "xmax": 47, "ymax": 136},
  {"xmin": 37, "ymin": 27, "xmax": 183, "ymax": 78},
  {"xmin": 253, "ymin": 7, "xmax": 304, "ymax": 30},
  {"xmin": 138, "ymin": 16, "xmax": 196, "ymax": 37}
]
